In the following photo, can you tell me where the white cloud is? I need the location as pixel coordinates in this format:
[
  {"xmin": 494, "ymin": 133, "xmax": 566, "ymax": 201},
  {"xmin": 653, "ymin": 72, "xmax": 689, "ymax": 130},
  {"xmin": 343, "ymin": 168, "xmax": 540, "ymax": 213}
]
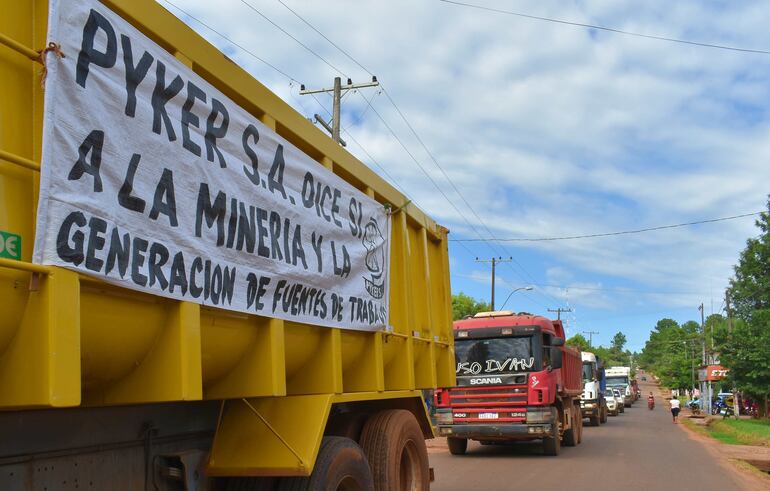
[{"xmin": 162, "ymin": 0, "xmax": 769, "ymax": 341}]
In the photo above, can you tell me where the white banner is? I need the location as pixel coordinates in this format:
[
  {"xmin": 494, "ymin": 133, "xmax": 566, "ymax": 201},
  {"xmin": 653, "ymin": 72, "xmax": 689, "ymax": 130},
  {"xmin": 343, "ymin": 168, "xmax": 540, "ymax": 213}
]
[{"xmin": 34, "ymin": 0, "xmax": 390, "ymax": 330}]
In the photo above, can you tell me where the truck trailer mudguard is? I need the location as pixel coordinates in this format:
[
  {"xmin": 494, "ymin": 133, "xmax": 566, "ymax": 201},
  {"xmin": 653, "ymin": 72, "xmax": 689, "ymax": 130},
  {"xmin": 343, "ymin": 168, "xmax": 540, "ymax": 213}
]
[{"xmin": 0, "ymin": 0, "xmax": 454, "ymax": 486}]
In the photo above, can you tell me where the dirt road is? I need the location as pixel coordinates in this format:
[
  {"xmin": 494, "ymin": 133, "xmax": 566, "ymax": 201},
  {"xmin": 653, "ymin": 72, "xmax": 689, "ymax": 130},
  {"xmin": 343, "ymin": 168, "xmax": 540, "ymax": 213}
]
[{"xmin": 428, "ymin": 376, "xmax": 754, "ymax": 491}]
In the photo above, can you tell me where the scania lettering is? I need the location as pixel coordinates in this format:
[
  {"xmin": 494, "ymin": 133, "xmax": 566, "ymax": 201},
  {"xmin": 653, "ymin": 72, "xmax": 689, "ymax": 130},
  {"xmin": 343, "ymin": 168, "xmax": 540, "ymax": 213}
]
[
  {"xmin": 434, "ymin": 311, "xmax": 584, "ymax": 456},
  {"xmin": 471, "ymin": 377, "xmax": 503, "ymax": 385}
]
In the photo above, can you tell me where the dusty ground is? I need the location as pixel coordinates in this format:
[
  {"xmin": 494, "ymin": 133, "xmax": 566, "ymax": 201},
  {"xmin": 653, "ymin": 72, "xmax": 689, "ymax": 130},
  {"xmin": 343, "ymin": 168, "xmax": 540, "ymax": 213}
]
[
  {"xmin": 426, "ymin": 373, "xmax": 770, "ymax": 491},
  {"xmin": 678, "ymin": 415, "xmax": 770, "ymax": 491}
]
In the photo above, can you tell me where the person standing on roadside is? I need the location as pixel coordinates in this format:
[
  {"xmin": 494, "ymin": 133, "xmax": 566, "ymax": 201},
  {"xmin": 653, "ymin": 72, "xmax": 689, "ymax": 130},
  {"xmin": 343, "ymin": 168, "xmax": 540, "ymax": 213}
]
[{"xmin": 670, "ymin": 397, "xmax": 681, "ymax": 423}]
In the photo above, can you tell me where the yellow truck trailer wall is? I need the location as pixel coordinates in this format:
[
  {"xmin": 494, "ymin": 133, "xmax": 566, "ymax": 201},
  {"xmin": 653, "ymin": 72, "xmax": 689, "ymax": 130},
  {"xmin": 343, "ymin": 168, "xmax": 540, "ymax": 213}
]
[{"xmin": 0, "ymin": 0, "xmax": 455, "ymax": 475}]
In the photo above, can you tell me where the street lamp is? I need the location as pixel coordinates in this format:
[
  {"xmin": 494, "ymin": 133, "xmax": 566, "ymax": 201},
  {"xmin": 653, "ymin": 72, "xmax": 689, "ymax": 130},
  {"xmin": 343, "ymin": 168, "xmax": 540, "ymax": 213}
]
[{"xmin": 499, "ymin": 286, "xmax": 534, "ymax": 310}]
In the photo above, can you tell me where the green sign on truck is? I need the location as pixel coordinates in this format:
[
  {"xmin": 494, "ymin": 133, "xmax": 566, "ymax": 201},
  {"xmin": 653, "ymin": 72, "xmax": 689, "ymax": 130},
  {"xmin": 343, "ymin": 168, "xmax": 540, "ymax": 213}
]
[{"xmin": 0, "ymin": 231, "xmax": 21, "ymax": 260}]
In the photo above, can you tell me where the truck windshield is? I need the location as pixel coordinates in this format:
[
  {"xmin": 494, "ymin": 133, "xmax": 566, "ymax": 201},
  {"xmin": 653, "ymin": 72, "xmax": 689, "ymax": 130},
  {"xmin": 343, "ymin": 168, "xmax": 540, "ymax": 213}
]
[
  {"xmin": 606, "ymin": 376, "xmax": 628, "ymax": 386},
  {"xmin": 455, "ymin": 337, "xmax": 537, "ymax": 375},
  {"xmin": 582, "ymin": 363, "xmax": 594, "ymax": 382}
]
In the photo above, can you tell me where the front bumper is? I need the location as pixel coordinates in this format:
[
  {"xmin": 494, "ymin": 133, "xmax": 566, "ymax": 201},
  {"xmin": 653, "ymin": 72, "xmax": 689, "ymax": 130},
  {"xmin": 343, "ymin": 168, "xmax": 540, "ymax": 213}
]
[
  {"xmin": 580, "ymin": 400, "xmax": 600, "ymax": 416},
  {"xmin": 437, "ymin": 423, "xmax": 554, "ymax": 439}
]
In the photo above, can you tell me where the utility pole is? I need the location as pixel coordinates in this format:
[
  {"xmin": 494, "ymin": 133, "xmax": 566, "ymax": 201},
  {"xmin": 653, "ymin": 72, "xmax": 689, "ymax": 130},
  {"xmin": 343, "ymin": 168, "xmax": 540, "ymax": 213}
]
[
  {"xmin": 300, "ymin": 76, "xmax": 379, "ymax": 146},
  {"xmin": 724, "ymin": 290, "xmax": 739, "ymax": 414},
  {"xmin": 582, "ymin": 330, "xmax": 599, "ymax": 348},
  {"xmin": 699, "ymin": 303, "xmax": 708, "ymax": 414},
  {"xmin": 690, "ymin": 343, "xmax": 695, "ymax": 396},
  {"xmin": 725, "ymin": 290, "xmax": 734, "ymax": 332},
  {"xmin": 548, "ymin": 307, "xmax": 572, "ymax": 321},
  {"xmin": 475, "ymin": 257, "xmax": 512, "ymax": 310}
]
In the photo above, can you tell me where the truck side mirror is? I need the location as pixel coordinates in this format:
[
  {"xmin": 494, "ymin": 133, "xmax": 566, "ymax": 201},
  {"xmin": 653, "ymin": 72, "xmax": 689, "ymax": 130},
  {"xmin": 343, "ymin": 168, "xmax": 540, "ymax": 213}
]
[
  {"xmin": 550, "ymin": 347, "xmax": 563, "ymax": 369},
  {"xmin": 551, "ymin": 337, "xmax": 565, "ymax": 347}
]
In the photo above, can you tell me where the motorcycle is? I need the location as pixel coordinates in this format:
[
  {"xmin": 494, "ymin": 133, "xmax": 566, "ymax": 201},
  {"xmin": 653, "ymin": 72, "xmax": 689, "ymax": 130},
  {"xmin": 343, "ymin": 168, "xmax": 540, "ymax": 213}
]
[
  {"xmin": 719, "ymin": 406, "xmax": 735, "ymax": 419},
  {"xmin": 687, "ymin": 399, "xmax": 701, "ymax": 415},
  {"xmin": 647, "ymin": 398, "xmax": 655, "ymax": 410},
  {"xmin": 712, "ymin": 399, "xmax": 735, "ymax": 418}
]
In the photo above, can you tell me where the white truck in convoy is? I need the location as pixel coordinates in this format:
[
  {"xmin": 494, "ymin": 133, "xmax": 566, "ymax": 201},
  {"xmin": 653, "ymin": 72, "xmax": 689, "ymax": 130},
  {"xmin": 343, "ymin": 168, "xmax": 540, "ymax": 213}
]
[
  {"xmin": 580, "ymin": 352, "xmax": 608, "ymax": 426},
  {"xmin": 605, "ymin": 366, "xmax": 633, "ymax": 407}
]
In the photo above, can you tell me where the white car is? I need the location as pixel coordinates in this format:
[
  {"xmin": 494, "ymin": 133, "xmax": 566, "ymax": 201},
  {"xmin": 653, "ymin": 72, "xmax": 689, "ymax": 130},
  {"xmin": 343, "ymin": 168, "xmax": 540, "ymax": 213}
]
[
  {"xmin": 612, "ymin": 388, "xmax": 625, "ymax": 414},
  {"xmin": 605, "ymin": 392, "xmax": 619, "ymax": 416}
]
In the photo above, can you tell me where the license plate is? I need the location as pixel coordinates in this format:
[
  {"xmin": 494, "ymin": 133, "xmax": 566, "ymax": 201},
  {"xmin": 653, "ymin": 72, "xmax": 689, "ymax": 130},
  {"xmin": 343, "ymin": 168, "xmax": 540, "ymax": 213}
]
[{"xmin": 478, "ymin": 412, "xmax": 498, "ymax": 419}]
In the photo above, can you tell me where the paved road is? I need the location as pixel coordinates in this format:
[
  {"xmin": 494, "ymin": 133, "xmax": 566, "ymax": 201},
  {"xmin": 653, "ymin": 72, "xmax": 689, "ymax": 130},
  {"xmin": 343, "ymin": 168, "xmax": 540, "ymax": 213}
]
[{"xmin": 428, "ymin": 377, "xmax": 748, "ymax": 491}]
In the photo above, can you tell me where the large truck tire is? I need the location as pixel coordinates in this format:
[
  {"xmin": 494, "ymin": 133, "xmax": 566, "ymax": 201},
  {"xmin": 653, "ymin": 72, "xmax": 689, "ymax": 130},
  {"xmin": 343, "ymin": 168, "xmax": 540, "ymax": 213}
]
[
  {"xmin": 576, "ymin": 409, "xmax": 583, "ymax": 444},
  {"xmin": 563, "ymin": 425, "xmax": 577, "ymax": 447},
  {"xmin": 563, "ymin": 405, "xmax": 580, "ymax": 446},
  {"xmin": 542, "ymin": 433, "xmax": 560, "ymax": 456},
  {"xmin": 360, "ymin": 409, "xmax": 430, "ymax": 491},
  {"xmin": 277, "ymin": 437, "xmax": 374, "ymax": 491},
  {"xmin": 589, "ymin": 414, "xmax": 600, "ymax": 427},
  {"xmin": 600, "ymin": 406, "xmax": 608, "ymax": 424},
  {"xmin": 447, "ymin": 437, "xmax": 468, "ymax": 455}
]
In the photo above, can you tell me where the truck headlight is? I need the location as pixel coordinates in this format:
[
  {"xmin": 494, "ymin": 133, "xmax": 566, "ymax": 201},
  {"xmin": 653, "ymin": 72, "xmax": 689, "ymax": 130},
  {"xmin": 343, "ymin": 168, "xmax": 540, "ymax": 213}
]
[
  {"xmin": 526, "ymin": 408, "xmax": 554, "ymax": 423},
  {"xmin": 435, "ymin": 410, "xmax": 453, "ymax": 425}
]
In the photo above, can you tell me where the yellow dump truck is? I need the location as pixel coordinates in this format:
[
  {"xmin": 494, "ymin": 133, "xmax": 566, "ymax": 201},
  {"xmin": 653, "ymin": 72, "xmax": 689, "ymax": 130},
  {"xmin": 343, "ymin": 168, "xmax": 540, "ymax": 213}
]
[{"xmin": 0, "ymin": 1, "xmax": 454, "ymax": 489}]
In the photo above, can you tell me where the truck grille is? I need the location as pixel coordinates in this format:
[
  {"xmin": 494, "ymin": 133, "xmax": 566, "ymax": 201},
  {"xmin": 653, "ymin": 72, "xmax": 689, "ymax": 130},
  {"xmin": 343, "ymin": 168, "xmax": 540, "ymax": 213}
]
[{"xmin": 448, "ymin": 385, "xmax": 528, "ymax": 423}]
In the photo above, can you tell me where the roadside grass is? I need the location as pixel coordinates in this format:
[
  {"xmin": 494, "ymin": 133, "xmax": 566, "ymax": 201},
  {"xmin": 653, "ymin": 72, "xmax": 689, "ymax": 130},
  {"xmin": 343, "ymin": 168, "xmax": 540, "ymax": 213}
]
[
  {"xmin": 685, "ymin": 416, "xmax": 770, "ymax": 447},
  {"xmin": 682, "ymin": 416, "xmax": 711, "ymax": 438},
  {"xmin": 711, "ymin": 419, "xmax": 770, "ymax": 447}
]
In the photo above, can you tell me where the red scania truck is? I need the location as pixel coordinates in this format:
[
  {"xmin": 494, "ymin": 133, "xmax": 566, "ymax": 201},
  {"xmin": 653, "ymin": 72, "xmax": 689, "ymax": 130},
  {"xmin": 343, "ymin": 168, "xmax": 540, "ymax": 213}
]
[{"xmin": 434, "ymin": 311, "xmax": 583, "ymax": 456}]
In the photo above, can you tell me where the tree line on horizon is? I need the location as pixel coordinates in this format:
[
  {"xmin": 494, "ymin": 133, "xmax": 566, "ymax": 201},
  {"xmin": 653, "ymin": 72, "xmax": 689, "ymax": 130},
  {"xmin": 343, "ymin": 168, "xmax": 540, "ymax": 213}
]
[{"xmin": 638, "ymin": 197, "xmax": 770, "ymax": 416}]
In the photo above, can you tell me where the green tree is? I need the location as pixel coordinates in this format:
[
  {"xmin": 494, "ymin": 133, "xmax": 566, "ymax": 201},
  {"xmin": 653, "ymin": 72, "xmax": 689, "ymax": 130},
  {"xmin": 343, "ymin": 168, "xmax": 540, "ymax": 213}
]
[
  {"xmin": 718, "ymin": 199, "xmax": 770, "ymax": 415},
  {"xmin": 728, "ymin": 199, "xmax": 770, "ymax": 320},
  {"xmin": 638, "ymin": 318, "xmax": 700, "ymax": 391},
  {"xmin": 452, "ymin": 292, "xmax": 491, "ymax": 320},
  {"xmin": 611, "ymin": 332, "xmax": 627, "ymax": 352},
  {"xmin": 714, "ymin": 310, "xmax": 770, "ymax": 416},
  {"xmin": 566, "ymin": 333, "xmax": 590, "ymax": 351}
]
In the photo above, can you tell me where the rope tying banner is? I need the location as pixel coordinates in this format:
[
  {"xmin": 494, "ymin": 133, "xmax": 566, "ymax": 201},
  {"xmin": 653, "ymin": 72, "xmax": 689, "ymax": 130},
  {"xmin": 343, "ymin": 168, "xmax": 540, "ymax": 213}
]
[{"xmin": 37, "ymin": 42, "xmax": 65, "ymax": 88}]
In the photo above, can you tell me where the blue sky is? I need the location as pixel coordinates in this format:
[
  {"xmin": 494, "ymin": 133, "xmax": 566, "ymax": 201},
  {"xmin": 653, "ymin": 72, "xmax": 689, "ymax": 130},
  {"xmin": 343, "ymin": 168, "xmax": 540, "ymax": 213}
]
[{"xmin": 163, "ymin": 0, "xmax": 770, "ymax": 351}]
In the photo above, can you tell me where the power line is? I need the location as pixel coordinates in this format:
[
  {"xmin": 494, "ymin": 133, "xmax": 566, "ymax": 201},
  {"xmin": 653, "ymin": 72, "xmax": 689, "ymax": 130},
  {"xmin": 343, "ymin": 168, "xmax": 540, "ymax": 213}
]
[
  {"xmin": 344, "ymin": 89, "xmax": 381, "ymax": 130},
  {"xmin": 240, "ymin": 0, "xmax": 349, "ymax": 78},
  {"xmin": 160, "ymin": 0, "xmax": 298, "ymax": 82},
  {"xmin": 162, "ymin": 1, "xmax": 420, "ymax": 218},
  {"xmin": 534, "ymin": 283, "xmax": 701, "ymax": 295},
  {"xmin": 380, "ymin": 86, "xmax": 549, "ymax": 290},
  {"xmin": 438, "ymin": 0, "xmax": 770, "ymax": 55},
  {"xmin": 268, "ymin": 0, "xmax": 557, "ymax": 308},
  {"xmin": 341, "ymin": 127, "xmax": 411, "ymax": 198},
  {"xmin": 207, "ymin": 0, "xmax": 554, "ymax": 308},
  {"xmin": 272, "ymin": 0, "xmax": 556, "ymax": 298},
  {"xmin": 276, "ymin": 0, "xmax": 374, "ymax": 76},
  {"xmin": 269, "ymin": 0, "xmax": 553, "ymax": 298},
  {"xmin": 361, "ymin": 91, "xmax": 558, "ymax": 307},
  {"xmin": 452, "ymin": 273, "xmax": 705, "ymax": 295},
  {"xmin": 582, "ymin": 330, "xmax": 599, "ymax": 348},
  {"xmin": 548, "ymin": 307, "xmax": 572, "ymax": 320},
  {"xmin": 450, "ymin": 212, "xmax": 763, "ymax": 242}
]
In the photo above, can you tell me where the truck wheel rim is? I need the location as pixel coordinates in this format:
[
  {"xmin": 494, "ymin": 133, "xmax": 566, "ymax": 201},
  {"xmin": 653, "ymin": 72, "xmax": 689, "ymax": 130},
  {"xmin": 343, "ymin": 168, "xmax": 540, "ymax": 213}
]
[
  {"xmin": 336, "ymin": 475, "xmax": 360, "ymax": 491},
  {"xmin": 399, "ymin": 439, "xmax": 420, "ymax": 491}
]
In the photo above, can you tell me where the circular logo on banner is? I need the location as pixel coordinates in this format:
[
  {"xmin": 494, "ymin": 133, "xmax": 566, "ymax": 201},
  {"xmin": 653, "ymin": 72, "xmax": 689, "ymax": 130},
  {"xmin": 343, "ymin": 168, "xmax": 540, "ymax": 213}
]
[{"xmin": 362, "ymin": 218, "xmax": 385, "ymax": 299}]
